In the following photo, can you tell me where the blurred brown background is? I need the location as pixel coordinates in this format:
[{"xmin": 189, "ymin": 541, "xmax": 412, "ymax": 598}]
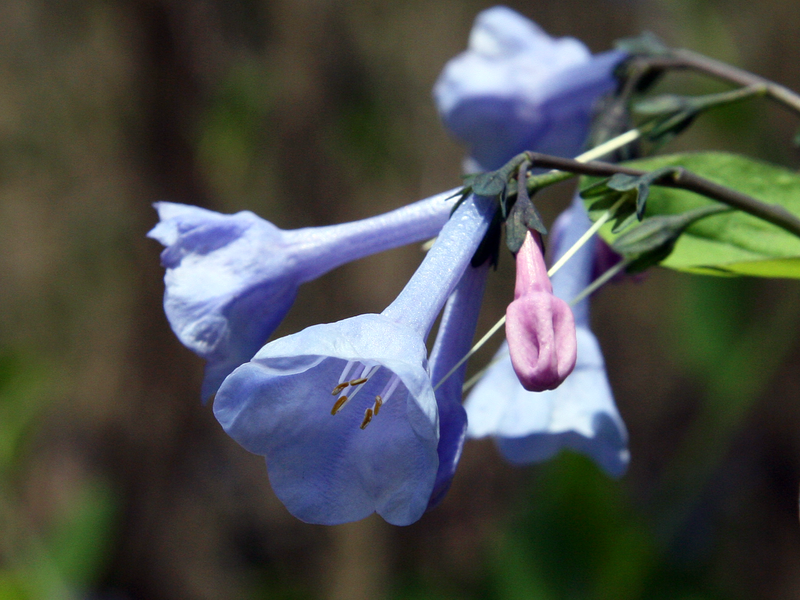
[{"xmin": 0, "ymin": 0, "xmax": 799, "ymax": 598}]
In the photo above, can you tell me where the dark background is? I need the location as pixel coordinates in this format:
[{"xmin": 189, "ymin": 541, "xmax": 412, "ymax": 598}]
[{"xmin": 0, "ymin": 0, "xmax": 799, "ymax": 598}]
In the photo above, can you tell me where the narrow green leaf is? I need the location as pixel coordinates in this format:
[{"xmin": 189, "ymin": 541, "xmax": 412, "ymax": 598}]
[
  {"xmin": 472, "ymin": 154, "xmax": 528, "ymax": 197},
  {"xmin": 613, "ymin": 205, "xmax": 729, "ymax": 272}
]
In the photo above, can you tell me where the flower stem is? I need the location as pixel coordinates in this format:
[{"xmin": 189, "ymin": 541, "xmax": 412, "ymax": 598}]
[
  {"xmin": 639, "ymin": 49, "xmax": 800, "ymax": 118},
  {"xmin": 547, "ymin": 197, "xmax": 626, "ymax": 278},
  {"xmin": 568, "ymin": 259, "xmax": 629, "ymax": 306},
  {"xmin": 524, "ymin": 128, "xmax": 643, "ymax": 192},
  {"xmin": 522, "ymin": 153, "xmax": 800, "ymax": 239},
  {"xmin": 433, "ymin": 314, "xmax": 506, "ymax": 392}
]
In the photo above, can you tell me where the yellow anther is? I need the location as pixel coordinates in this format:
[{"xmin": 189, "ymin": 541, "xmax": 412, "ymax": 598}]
[
  {"xmin": 374, "ymin": 396, "xmax": 383, "ymax": 415},
  {"xmin": 360, "ymin": 407, "xmax": 374, "ymax": 430},
  {"xmin": 331, "ymin": 382, "xmax": 349, "ymax": 395},
  {"xmin": 331, "ymin": 396, "xmax": 348, "ymax": 415},
  {"xmin": 349, "ymin": 377, "xmax": 368, "ymax": 386}
]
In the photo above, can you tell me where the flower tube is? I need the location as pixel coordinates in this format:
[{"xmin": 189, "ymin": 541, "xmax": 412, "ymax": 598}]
[
  {"xmin": 433, "ymin": 5, "xmax": 625, "ymax": 170},
  {"xmin": 426, "ymin": 263, "xmax": 490, "ymax": 509},
  {"xmin": 148, "ymin": 191, "xmax": 456, "ymax": 401},
  {"xmin": 213, "ymin": 195, "xmax": 495, "ymax": 525},
  {"xmin": 464, "ymin": 197, "xmax": 629, "ymax": 477}
]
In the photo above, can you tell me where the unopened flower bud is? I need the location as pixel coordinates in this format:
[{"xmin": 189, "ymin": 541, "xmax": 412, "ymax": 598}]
[{"xmin": 506, "ymin": 231, "xmax": 577, "ymax": 391}]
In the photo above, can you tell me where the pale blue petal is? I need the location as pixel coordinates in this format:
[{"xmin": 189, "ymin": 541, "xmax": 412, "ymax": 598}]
[
  {"xmin": 215, "ymin": 314, "xmax": 438, "ymax": 525},
  {"xmin": 465, "ymin": 330, "xmax": 629, "ymax": 478},
  {"xmin": 549, "ymin": 195, "xmax": 596, "ymax": 325},
  {"xmin": 434, "ymin": 6, "xmax": 625, "ymax": 170}
]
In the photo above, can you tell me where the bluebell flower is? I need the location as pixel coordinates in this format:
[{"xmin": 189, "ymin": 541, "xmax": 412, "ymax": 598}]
[
  {"xmin": 148, "ymin": 192, "xmax": 456, "ymax": 401},
  {"xmin": 213, "ymin": 195, "xmax": 495, "ymax": 525},
  {"xmin": 464, "ymin": 197, "xmax": 630, "ymax": 477},
  {"xmin": 427, "ymin": 263, "xmax": 489, "ymax": 509},
  {"xmin": 433, "ymin": 5, "xmax": 625, "ymax": 170}
]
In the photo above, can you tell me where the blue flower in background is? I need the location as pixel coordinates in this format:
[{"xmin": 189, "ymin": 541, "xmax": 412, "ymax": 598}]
[
  {"xmin": 464, "ymin": 197, "xmax": 630, "ymax": 478},
  {"xmin": 148, "ymin": 192, "xmax": 455, "ymax": 401},
  {"xmin": 434, "ymin": 5, "xmax": 625, "ymax": 170},
  {"xmin": 213, "ymin": 195, "xmax": 495, "ymax": 525}
]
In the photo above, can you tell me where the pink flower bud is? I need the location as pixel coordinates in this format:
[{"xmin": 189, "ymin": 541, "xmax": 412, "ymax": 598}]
[{"xmin": 506, "ymin": 231, "xmax": 577, "ymax": 391}]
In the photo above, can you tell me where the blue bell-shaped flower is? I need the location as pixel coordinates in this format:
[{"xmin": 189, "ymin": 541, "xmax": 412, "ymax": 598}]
[
  {"xmin": 213, "ymin": 195, "xmax": 496, "ymax": 525},
  {"xmin": 434, "ymin": 5, "xmax": 625, "ymax": 171}
]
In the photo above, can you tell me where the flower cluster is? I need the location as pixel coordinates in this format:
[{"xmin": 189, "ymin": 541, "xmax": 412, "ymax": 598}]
[{"xmin": 149, "ymin": 6, "xmax": 630, "ymax": 524}]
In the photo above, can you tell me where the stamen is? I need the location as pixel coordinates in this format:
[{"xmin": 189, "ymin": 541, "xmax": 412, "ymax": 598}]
[
  {"xmin": 373, "ymin": 396, "xmax": 383, "ymax": 415},
  {"xmin": 377, "ymin": 375, "xmax": 401, "ymax": 406},
  {"xmin": 338, "ymin": 361, "xmax": 355, "ymax": 384},
  {"xmin": 331, "ymin": 396, "xmax": 348, "ymax": 415},
  {"xmin": 345, "ymin": 365, "xmax": 380, "ymax": 404},
  {"xmin": 331, "ymin": 382, "xmax": 349, "ymax": 395},
  {"xmin": 360, "ymin": 407, "xmax": 374, "ymax": 430},
  {"xmin": 329, "ymin": 363, "xmax": 381, "ymax": 417}
]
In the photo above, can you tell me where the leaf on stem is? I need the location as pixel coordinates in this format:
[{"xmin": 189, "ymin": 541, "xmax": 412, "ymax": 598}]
[
  {"xmin": 471, "ymin": 153, "xmax": 528, "ymax": 198},
  {"xmin": 581, "ymin": 167, "xmax": 681, "ymax": 232},
  {"xmin": 506, "ymin": 193, "xmax": 546, "ymax": 254},
  {"xmin": 613, "ymin": 205, "xmax": 729, "ymax": 272},
  {"xmin": 583, "ymin": 152, "xmax": 800, "ymax": 278},
  {"xmin": 635, "ymin": 86, "xmax": 766, "ymax": 144}
]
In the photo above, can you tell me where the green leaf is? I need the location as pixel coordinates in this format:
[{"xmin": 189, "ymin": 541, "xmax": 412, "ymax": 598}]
[
  {"xmin": 580, "ymin": 152, "xmax": 800, "ymax": 278},
  {"xmin": 607, "ymin": 167, "xmax": 682, "ymax": 219},
  {"xmin": 636, "ymin": 86, "xmax": 765, "ymax": 144},
  {"xmin": 581, "ymin": 180, "xmax": 637, "ymax": 232},
  {"xmin": 613, "ymin": 205, "xmax": 729, "ymax": 272},
  {"xmin": 472, "ymin": 170, "xmax": 507, "ymax": 197},
  {"xmin": 580, "ymin": 167, "xmax": 681, "ymax": 231}
]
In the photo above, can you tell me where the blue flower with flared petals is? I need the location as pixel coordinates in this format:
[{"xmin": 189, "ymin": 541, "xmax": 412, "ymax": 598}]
[
  {"xmin": 214, "ymin": 195, "xmax": 495, "ymax": 525},
  {"xmin": 434, "ymin": 5, "xmax": 625, "ymax": 170}
]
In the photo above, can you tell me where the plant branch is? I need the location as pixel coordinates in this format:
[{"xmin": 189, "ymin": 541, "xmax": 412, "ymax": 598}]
[
  {"xmin": 632, "ymin": 50, "xmax": 800, "ymax": 118},
  {"xmin": 523, "ymin": 152, "xmax": 800, "ymax": 238}
]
